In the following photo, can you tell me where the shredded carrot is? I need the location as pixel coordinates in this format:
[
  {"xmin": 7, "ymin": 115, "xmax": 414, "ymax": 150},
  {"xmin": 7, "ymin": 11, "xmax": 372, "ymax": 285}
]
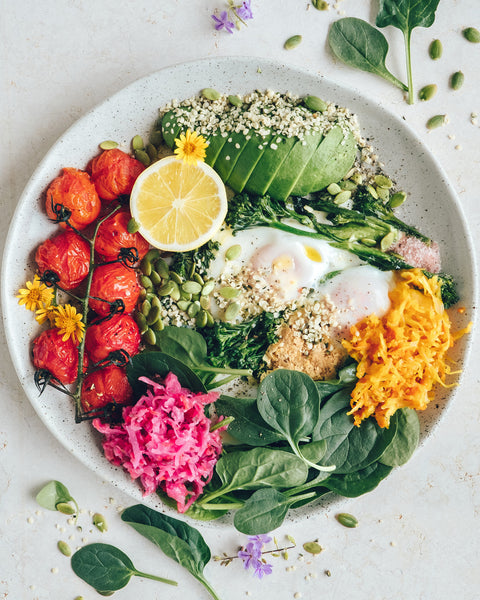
[{"xmin": 342, "ymin": 269, "xmax": 471, "ymax": 428}]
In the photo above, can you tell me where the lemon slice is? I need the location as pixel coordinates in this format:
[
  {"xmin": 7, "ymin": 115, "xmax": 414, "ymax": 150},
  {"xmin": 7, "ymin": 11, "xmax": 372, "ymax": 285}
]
[{"xmin": 130, "ymin": 156, "xmax": 228, "ymax": 252}]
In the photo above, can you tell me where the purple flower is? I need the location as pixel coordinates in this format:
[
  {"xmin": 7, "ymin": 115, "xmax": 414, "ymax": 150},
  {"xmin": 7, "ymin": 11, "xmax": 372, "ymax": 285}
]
[
  {"xmin": 236, "ymin": 0, "xmax": 253, "ymax": 20},
  {"xmin": 237, "ymin": 534, "xmax": 273, "ymax": 578},
  {"xmin": 211, "ymin": 11, "xmax": 235, "ymax": 33}
]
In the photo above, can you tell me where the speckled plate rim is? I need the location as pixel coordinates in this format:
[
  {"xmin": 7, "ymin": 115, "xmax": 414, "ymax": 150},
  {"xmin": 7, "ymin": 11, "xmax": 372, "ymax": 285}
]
[{"xmin": 1, "ymin": 56, "xmax": 477, "ymax": 527}]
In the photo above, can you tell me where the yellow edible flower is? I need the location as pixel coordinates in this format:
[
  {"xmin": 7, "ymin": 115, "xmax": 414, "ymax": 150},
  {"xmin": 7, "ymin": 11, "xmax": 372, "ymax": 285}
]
[
  {"xmin": 17, "ymin": 276, "xmax": 54, "ymax": 312},
  {"xmin": 174, "ymin": 129, "xmax": 208, "ymax": 164},
  {"xmin": 54, "ymin": 304, "xmax": 85, "ymax": 344},
  {"xmin": 35, "ymin": 304, "xmax": 59, "ymax": 326}
]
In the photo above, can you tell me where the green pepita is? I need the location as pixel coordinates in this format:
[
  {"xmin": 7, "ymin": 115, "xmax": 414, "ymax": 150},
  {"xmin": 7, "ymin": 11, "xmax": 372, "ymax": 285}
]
[
  {"xmin": 374, "ymin": 174, "xmax": 393, "ymax": 189},
  {"xmin": 157, "ymin": 280, "xmax": 176, "ymax": 296},
  {"xmin": 228, "ymin": 94, "xmax": 243, "ymax": 107},
  {"xmin": 93, "ymin": 513, "xmax": 108, "ymax": 533},
  {"xmin": 196, "ymin": 309, "xmax": 208, "ymax": 328},
  {"xmin": 135, "ymin": 312, "xmax": 148, "ymax": 334},
  {"xmin": 350, "ymin": 172, "xmax": 364, "ymax": 185},
  {"xmin": 219, "ymin": 286, "xmax": 241, "ymax": 299},
  {"xmin": 56, "ymin": 502, "xmax": 76, "ymax": 515},
  {"xmin": 202, "ymin": 88, "xmax": 221, "ymax": 101},
  {"xmin": 146, "ymin": 142, "xmax": 158, "ymax": 161},
  {"xmin": 302, "ymin": 541, "xmax": 323, "ymax": 555},
  {"xmin": 182, "ymin": 280, "xmax": 203, "ymax": 295},
  {"xmin": 144, "ymin": 327, "xmax": 157, "ymax": 346},
  {"xmin": 463, "ymin": 27, "xmax": 480, "ymax": 43},
  {"xmin": 144, "ymin": 248, "xmax": 160, "ymax": 261},
  {"xmin": 225, "ymin": 244, "xmax": 242, "ymax": 261},
  {"xmin": 187, "ymin": 301, "xmax": 201, "ymax": 318},
  {"xmin": 312, "ymin": 0, "xmax": 329, "ymax": 10},
  {"xmin": 57, "ymin": 540, "xmax": 72, "ymax": 557},
  {"xmin": 304, "ymin": 95, "xmax": 328, "ymax": 113},
  {"xmin": 180, "ymin": 289, "xmax": 192, "ymax": 301},
  {"xmin": 177, "ymin": 300, "xmax": 191, "ymax": 312},
  {"xmin": 141, "ymin": 299, "xmax": 151, "ymax": 316},
  {"xmin": 149, "ymin": 129, "xmax": 163, "ymax": 147},
  {"xmin": 450, "ymin": 71, "xmax": 465, "ymax": 90},
  {"xmin": 333, "ymin": 190, "xmax": 351, "ymax": 205},
  {"xmin": 147, "ymin": 305, "xmax": 161, "ymax": 326},
  {"xmin": 380, "ymin": 231, "xmax": 397, "ymax": 252},
  {"xmin": 429, "ymin": 39, "xmax": 443, "ymax": 60},
  {"xmin": 99, "ymin": 140, "xmax": 118, "ymax": 150},
  {"xmin": 134, "ymin": 149, "xmax": 151, "ymax": 167},
  {"xmin": 140, "ymin": 258, "xmax": 153, "ymax": 278},
  {"xmin": 284, "ymin": 35, "xmax": 302, "ymax": 50},
  {"xmin": 366, "ymin": 184, "xmax": 378, "ymax": 199},
  {"xmin": 140, "ymin": 275, "xmax": 153, "ymax": 290},
  {"xmin": 388, "ymin": 191, "xmax": 407, "ymax": 208},
  {"xmin": 339, "ymin": 179, "xmax": 357, "ymax": 191},
  {"xmin": 155, "ymin": 258, "xmax": 170, "ymax": 279},
  {"xmin": 193, "ymin": 272, "xmax": 204, "ymax": 285},
  {"xmin": 201, "ymin": 279, "xmax": 216, "ymax": 296},
  {"xmin": 132, "ymin": 135, "xmax": 144, "ymax": 151},
  {"xmin": 205, "ymin": 310, "xmax": 215, "ymax": 327},
  {"xmin": 149, "ymin": 271, "xmax": 162, "ymax": 286},
  {"xmin": 376, "ymin": 186, "xmax": 390, "ymax": 202},
  {"xmin": 169, "ymin": 280, "xmax": 181, "ymax": 302},
  {"xmin": 200, "ymin": 295, "xmax": 211, "ymax": 310},
  {"xmin": 418, "ymin": 84, "xmax": 438, "ymax": 101},
  {"xmin": 150, "ymin": 295, "xmax": 162, "ymax": 310},
  {"xmin": 127, "ymin": 218, "xmax": 140, "ymax": 233},
  {"xmin": 360, "ymin": 238, "xmax": 377, "ymax": 247},
  {"xmin": 426, "ymin": 114, "xmax": 447, "ymax": 130},
  {"xmin": 327, "ymin": 182, "xmax": 342, "ymax": 195},
  {"xmin": 224, "ymin": 302, "xmax": 241, "ymax": 321},
  {"xmin": 151, "ymin": 317, "xmax": 164, "ymax": 332},
  {"xmin": 335, "ymin": 512, "xmax": 358, "ymax": 528},
  {"xmin": 169, "ymin": 271, "xmax": 183, "ymax": 285}
]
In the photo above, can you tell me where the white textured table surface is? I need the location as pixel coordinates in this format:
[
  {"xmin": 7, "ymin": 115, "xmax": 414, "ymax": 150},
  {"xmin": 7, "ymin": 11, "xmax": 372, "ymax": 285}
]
[{"xmin": 1, "ymin": 2, "xmax": 479, "ymax": 599}]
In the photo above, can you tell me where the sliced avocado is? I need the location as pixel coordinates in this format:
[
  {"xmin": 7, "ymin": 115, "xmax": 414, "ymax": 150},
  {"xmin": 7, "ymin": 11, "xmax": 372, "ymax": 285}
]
[
  {"xmin": 267, "ymin": 130, "xmax": 324, "ymax": 201},
  {"xmin": 291, "ymin": 126, "xmax": 357, "ymax": 196},
  {"xmin": 205, "ymin": 133, "xmax": 229, "ymax": 166},
  {"xmin": 212, "ymin": 130, "xmax": 251, "ymax": 182},
  {"xmin": 227, "ymin": 131, "xmax": 273, "ymax": 193},
  {"xmin": 161, "ymin": 110, "xmax": 183, "ymax": 148},
  {"xmin": 245, "ymin": 135, "xmax": 298, "ymax": 197}
]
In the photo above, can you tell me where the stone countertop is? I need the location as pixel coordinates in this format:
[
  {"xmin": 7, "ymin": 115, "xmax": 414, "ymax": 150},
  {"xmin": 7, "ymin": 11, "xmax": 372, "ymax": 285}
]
[{"xmin": 1, "ymin": 1, "xmax": 479, "ymax": 599}]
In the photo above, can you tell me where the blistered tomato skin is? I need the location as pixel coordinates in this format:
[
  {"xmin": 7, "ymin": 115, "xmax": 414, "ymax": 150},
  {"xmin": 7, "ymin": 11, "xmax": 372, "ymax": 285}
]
[
  {"xmin": 88, "ymin": 262, "xmax": 141, "ymax": 316},
  {"xmin": 94, "ymin": 209, "xmax": 149, "ymax": 261},
  {"xmin": 45, "ymin": 167, "xmax": 101, "ymax": 230},
  {"xmin": 89, "ymin": 149, "xmax": 145, "ymax": 202},
  {"xmin": 81, "ymin": 365, "xmax": 133, "ymax": 412},
  {"xmin": 35, "ymin": 230, "xmax": 91, "ymax": 290},
  {"xmin": 85, "ymin": 313, "xmax": 141, "ymax": 363},
  {"xmin": 32, "ymin": 329, "xmax": 87, "ymax": 385}
]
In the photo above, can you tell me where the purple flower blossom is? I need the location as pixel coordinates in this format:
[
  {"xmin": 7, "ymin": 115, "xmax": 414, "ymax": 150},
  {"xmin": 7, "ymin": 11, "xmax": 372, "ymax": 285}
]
[
  {"xmin": 237, "ymin": 534, "xmax": 273, "ymax": 578},
  {"xmin": 236, "ymin": 0, "xmax": 253, "ymax": 20},
  {"xmin": 211, "ymin": 11, "xmax": 235, "ymax": 33}
]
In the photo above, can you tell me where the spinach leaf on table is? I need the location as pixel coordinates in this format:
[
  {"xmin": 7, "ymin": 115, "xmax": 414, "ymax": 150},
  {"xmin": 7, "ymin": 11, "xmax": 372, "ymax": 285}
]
[
  {"xmin": 376, "ymin": 0, "xmax": 441, "ymax": 103},
  {"xmin": 122, "ymin": 504, "xmax": 221, "ymax": 600},
  {"xmin": 328, "ymin": 17, "xmax": 408, "ymax": 93}
]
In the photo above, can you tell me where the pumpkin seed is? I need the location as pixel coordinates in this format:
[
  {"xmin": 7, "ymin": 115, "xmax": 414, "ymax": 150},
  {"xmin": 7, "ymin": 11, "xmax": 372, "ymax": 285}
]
[
  {"xmin": 150, "ymin": 295, "xmax": 162, "ymax": 310},
  {"xmin": 134, "ymin": 149, "xmax": 151, "ymax": 167},
  {"xmin": 205, "ymin": 310, "xmax": 215, "ymax": 327},
  {"xmin": 196, "ymin": 309, "xmax": 209, "ymax": 328},
  {"xmin": 140, "ymin": 275, "xmax": 153, "ymax": 290},
  {"xmin": 339, "ymin": 179, "xmax": 357, "ymax": 191},
  {"xmin": 144, "ymin": 248, "xmax": 160, "ymax": 262},
  {"xmin": 149, "ymin": 271, "xmax": 162, "ymax": 286},
  {"xmin": 388, "ymin": 191, "xmax": 407, "ymax": 208},
  {"xmin": 135, "ymin": 312, "xmax": 148, "ymax": 334},
  {"xmin": 380, "ymin": 231, "xmax": 397, "ymax": 252},
  {"xmin": 93, "ymin": 513, "xmax": 108, "ymax": 533},
  {"xmin": 302, "ymin": 541, "xmax": 323, "ymax": 555},
  {"xmin": 360, "ymin": 238, "xmax": 377, "ymax": 247},
  {"xmin": 169, "ymin": 280, "xmax": 181, "ymax": 302},
  {"xmin": 304, "ymin": 95, "xmax": 328, "ymax": 112},
  {"xmin": 376, "ymin": 186, "xmax": 390, "ymax": 202},
  {"xmin": 144, "ymin": 327, "xmax": 157, "ymax": 346},
  {"xmin": 99, "ymin": 140, "xmax": 118, "ymax": 150},
  {"xmin": 141, "ymin": 299, "xmax": 151, "ymax": 316},
  {"xmin": 327, "ymin": 182, "xmax": 342, "ymax": 195},
  {"xmin": 201, "ymin": 279, "xmax": 216, "ymax": 296},
  {"xmin": 180, "ymin": 289, "xmax": 192, "ymax": 301},
  {"xmin": 225, "ymin": 244, "xmax": 242, "ymax": 261},
  {"xmin": 140, "ymin": 257, "xmax": 152, "ymax": 276},
  {"xmin": 350, "ymin": 172, "xmax": 364, "ymax": 185},
  {"xmin": 157, "ymin": 281, "xmax": 176, "ymax": 296},
  {"xmin": 202, "ymin": 88, "xmax": 221, "ymax": 101},
  {"xmin": 374, "ymin": 174, "xmax": 393, "ymax": 189},
  {"xmin": 333, "ymin": 190, "xmax": 351, "ymax": 205},
  {"xmin": 463, "ymin": 27, "xmax": 480, "ymax": 43},
  {"xmin": 147, "ymin": 305, "xmax": 161, "ymax": 326},
  {"xmin": 450, "ymin": 71, "xmax": 465, "ymax": 90},
  {"xmin": 151, "ymin": 317, "xmax": 164, "ymax": 332},
  {"xmin": 177, "ymin": 300, "xmax": 191, "ymax": 312},
  {"xmin": 312, "ymin": 0, "xmax": 329, "ymax": 9},
  {"xmin": 155, "ymin": 258, "xmax": 170, "ymax": 279},
  {"xmin": 418, "ymin": 84, "xmax": 438, "ymax": 101},
  {"xmin": 149, "ymin": 129, "xmax": 163, "ymax": 147},
  {"xmin": 146, "ymin": 142, "xmax": 158, "ymax": 162},
  {"xmin": 193, "ymin": 272, "xmax": 204, "ymax": 285},
  {"xmin": 366, "ymin": 184, "xmax": 378, "ymax": 199},
  {"xmin": 56, "ymin": 502, "xmax": 76, "ymax": 515},
  {"xmin": 224, "ymin": 302, "xmax": 241, "ymax": 321},
  {"xmin": 57, "ymin": 540, "xmax": 72, "ymax": 557},
  {"xmin": 127, "ymin": 218, "xmax": 140, "ymax": 233},
  {"xmin": 200, "ymin": 295, "xmax": 211, "ymax": 310},
  {"xmin": 187, "ymin": 301, "xmax": 201, "ymax": 318},
  {"xmin": 284, "ymin": 34, "xmax": 302, "ymax": 50},
  {"xmin": 219, "ymin": 286, "xmax": 241, "ymax": 299},
  {"xmin": 335, "ymin": 512, "xmax": 358, "ymax": 528},
  {"xmin": 132, "ymin": 135, "xmax": 144, "ymax": 151},
  {"xmin": 182, "ymin": 280, "xmax": 202, "ymax": 295},
  {"xmin": 228, "ymin": 94, "xmax": 243, "ymax": 107},
  {"xmin": 168, "ymin": 271, "xmax": 182, "ymax": 285},
  {"xmin": 429, "ymin": 39, "xmax": 443, "ymax": 60},
  {"xmin": 426, "ymin": 114, "xmax": 447, "ymax": 129}
]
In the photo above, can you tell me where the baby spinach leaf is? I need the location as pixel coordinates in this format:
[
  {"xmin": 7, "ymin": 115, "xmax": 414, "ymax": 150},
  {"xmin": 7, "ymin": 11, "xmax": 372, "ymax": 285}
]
[
  {"xmin": 379, "ymin": 408, "xmax": 420, "ymax": 467},
  {"xmin": 155, "ymin": 326, "xmax": 209, "ymax": 370},
  {"xmin": 127, "ymin": 351, "xmax": 207, "ymax": 395},
  {"xmin": 35, "ymin": 480, "xmax": 79, "ymax": 515},
  {"xmin": 122, "ymin": 504, "xmax": 221, "ymax": 600},
  {"xmin": 71, "ymin": 543, "xmax": 177, "ymax": 593},
  {"xmin": 376, "ymin": 0, "xmax": 440, "ymax": 103},
  {"xmin": 257, "ymin": 369, "xmax": 334, "ymax": 471},
  {"xmin": 316, "ymin": 360, "xmax": 357, "ymax": 401},
  {"xmin": 215, "ymin": 395, "xmax": 284, "ymax": 446},
  {"xmin": 328, "ymin": 18, "xmax": 407, "ymax": 92},
  {"xmin": 322, "ymin": 461, "xmax": 393, "ymax": 497},
  {"xmin": 313, "ymin": 389, "xmax": 397, "ymax": 474}
]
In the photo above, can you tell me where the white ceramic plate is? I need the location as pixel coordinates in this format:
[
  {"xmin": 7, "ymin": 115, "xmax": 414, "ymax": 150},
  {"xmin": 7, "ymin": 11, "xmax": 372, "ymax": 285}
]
[{"xmin": 1, "ymin": 57, "xmax": 476, "ymax": 525}]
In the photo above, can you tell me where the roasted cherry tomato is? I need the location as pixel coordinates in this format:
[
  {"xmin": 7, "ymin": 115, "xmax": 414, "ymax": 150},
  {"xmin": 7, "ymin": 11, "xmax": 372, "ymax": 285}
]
[
  {"xmin": 89, "ymin": 148, "xmax": 145, "ymax": 202},
  {"xmin": 85, "ymin": 313, "xmax": 141, "ymax": 363},
  {"xmin": 94, "ymin": 209, "xmax": 149, "ymax": 262},
  {"xmin": 46, "ymin": 167, "xmax": 101, "ymax": 230},
  {"xmin": 88, "ymin": 262, "xmax": 141, "ymax": 316},
  {"xmin": 35, "ymin": 230, "xmax": 91, "ymax": 290},
  {"xmin": 32, "ymin": 328, "xmax": 87, "ymax": 385},
  {"xmin": 81, "ymin": 365, "xmax": 133, "ymax": 413}
]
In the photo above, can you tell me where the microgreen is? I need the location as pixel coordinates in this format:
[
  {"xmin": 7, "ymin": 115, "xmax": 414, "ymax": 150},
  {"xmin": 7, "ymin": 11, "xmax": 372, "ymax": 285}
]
[{"xmin": 36, "ymin": 480, "xmax": 79, "ymax": 518}]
